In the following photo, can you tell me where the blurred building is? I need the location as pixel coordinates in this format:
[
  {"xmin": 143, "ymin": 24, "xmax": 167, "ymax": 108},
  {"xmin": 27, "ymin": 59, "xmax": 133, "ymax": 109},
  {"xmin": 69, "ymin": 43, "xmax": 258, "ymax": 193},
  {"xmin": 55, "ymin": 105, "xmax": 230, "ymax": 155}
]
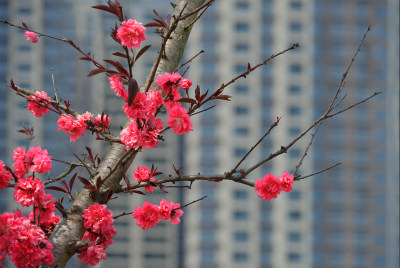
[{"xmin": 0, "ymin": 0, "xmax": 398, "ymax": 268}]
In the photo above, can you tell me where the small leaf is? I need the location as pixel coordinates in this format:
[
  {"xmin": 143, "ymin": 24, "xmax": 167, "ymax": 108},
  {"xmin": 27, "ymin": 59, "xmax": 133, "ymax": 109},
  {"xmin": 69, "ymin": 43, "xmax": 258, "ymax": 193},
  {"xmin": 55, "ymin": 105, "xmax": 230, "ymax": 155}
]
[
  {"xmin": 144, "ymin": 22, "xmax": 165, "ymax": 28},
  {"xmin": 178, "ymin": 98, "xmax": 197, "ymax": 104},
  {"xmin": 195, "ymin": 85, "xmax": 201, "ymax": 103},
  {"xmin": 88, "ymin": 68, "xmax": 106, "ymax": 77},
  {"xmin": 112, "ymin": 52, "xmax": 128, "ymax": 58},
  {"xmin": 215, "ymin": 95, "xmax": 232, "ymax": 101},
  {"xmin": 22, "ymin": 22, "xmax": 28, "ymax": 29},
  {"xmin": 45, "ymin": 186, "xmax": 68, "ymax": 193},
  {"xmin": 127, "ymin": 78, "xmax": 139, "ymax": 106},
  {"xmin": 128, "ymin": 190, "xmax": 146, "ymax": 195},
  {"xmin": 104, "ymin": 59, "xmax": 129, "ymax": 77},
  {"xmin": 78, "ymin": 176, "xmax": 91, "ymax": 186},
  {"xmin": 135, "ymin": 45, "xmax": 151, "ymax": 61},
  {"xmin": 84, "ymin": 185, "xmax": 98, "ymax": 192},
  {"xmin": 69, "ymin": 173, "xmax": 77, "ymax": 191}
]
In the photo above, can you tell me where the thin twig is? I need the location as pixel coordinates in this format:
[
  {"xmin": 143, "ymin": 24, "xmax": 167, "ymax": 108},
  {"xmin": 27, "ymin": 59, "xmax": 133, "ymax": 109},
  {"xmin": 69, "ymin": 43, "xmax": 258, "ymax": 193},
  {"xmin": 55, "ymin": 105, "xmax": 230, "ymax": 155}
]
[
  {"xmin": 176, "ymin": 195, "xmax": 207, "ymax": 210},
  {"xmin": 44, "ymin": 163, "xmax": 81, "ymax": 185},
  {"xmin": 296, "ymin": 163, "xmax": 341, "ymax": 181},
  {"xmin": 174, "ymin": 50, "xmax": 204, "ymax": 73}
]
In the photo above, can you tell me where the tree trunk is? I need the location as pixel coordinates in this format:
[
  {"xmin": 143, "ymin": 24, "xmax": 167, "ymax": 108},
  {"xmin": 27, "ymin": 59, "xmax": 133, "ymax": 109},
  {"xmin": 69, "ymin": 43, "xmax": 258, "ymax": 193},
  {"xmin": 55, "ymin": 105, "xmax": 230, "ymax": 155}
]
[{"xmin": 43, "ymin": 1, "xmax": 205, "ymax": 267}]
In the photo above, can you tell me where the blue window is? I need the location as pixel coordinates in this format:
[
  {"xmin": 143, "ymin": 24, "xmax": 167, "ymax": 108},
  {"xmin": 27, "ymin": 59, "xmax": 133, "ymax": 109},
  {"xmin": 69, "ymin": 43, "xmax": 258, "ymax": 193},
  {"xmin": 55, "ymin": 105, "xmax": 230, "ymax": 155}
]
[
  {"xmin": 289, "ymin": 148, "xmax": 301, "ymax": 158},
  {"xmin": 235, "ymin": 127, "xmax": 249, "ymax": 136},
  {"xmin": 234, "ymin": 190, "xmax": 248, "ymax": 199},
  {"xmin": 236, "ymin": 2, "xmax": 249, "ymax": 9},
  {"xmin": 235, "ymin": 106, "xmax": 249, "ymax": 115},
  {"xmin": 234, "ymin": 211, "xmax": 248, "ymax": 220},
  {"xmin": 18, "ymin": 64, "xmax": 30, "ymax": 71},
  {"xmin": 289, "ymin": 127, "xmax": 301, "ymax": 136},
  {"xmin": 235, "ymin": 64, "xmax": 247, "ymax": 73},
  {"xmin": 234, "ymin": 252, "xmax": 248, "ymax": 262},
  {"xmin": 202, "ymin": 145, "xmax": 215, "ymax": 158},
  {"xmin": 201, "ymin": 250, "xmax": 215, "ymax": 263},
  {"xmin": 202, "ymin": 229, "xmax": 215, "ymax": 243},
  {"xmin": 288, "ymin": 232, "xmax": 301, "ymax": 241},
  {"xmin": 289, "ymin": 211, "xmax": 301, "ymax": 220},
  {"xmin": 289, "ymin": 191, "xmax": 301, "ymax": 200},
  {"xmin": 202, "ymin": 125, "xmax": 215, "ymax": 138},
  {"xmin": 19, "ymin": 8, "xmax": 31, "ymax": 15},
  {"xmin": 290, "ymin": 1, "xmax": 302, "ymax": 10},
  {"xmin": 235, "ymin": 22, "xmax": 249, "ymax": 32},
  {"xmin": 234, "ymin": 232, "xmax": 248, "ymax": 241},
  {"xmin": 202, "ymin": 209, "xmax": 215, "ymax": 221},
  {"xmin": 288, "ymin": 253, "xmax": 301, "ymax": 262},
  {"xmin": 289, "ymin": 85, "xmax": 301, "ymax": 94},
  {"xmin": 235, "ymin": 43, "xmax": 249, "ymax": 52},
  {"xmin": 289, "ymin": 106, "xmax": 301, "ymax": 115},
  {"xmin": 290, "ymin": 22, "xmax": 302, "ymax": 31},
  {"xmin": 234, "ymin": 148, "xmax": 247, "ymax": 158},
  {"xmin": 235, "ymin": 85, "xmax": 248, "ymax": 94},
  {"xmin": 290, "ymin": 64, "xmax": 302, "ymax": 73}
]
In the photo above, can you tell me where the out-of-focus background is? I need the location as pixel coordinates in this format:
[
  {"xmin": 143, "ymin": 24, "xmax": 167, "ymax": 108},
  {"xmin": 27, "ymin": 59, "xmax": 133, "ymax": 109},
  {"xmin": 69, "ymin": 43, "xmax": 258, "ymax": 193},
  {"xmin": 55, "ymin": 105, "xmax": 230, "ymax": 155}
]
[{"xmin": 0, "ymin": 0, "xmax": 398, "ymax": 267}]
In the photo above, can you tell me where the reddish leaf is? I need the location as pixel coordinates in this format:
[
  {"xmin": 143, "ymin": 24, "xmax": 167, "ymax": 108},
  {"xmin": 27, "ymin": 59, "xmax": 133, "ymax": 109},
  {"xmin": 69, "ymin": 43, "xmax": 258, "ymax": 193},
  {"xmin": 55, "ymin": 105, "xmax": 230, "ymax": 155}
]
[
  {"xmin": 247, "ymin": 62, "xmax": 251, "ymax": 70},
  {"xmin": 215, "ymin": 95, "xmax": 232, "ymax": 101},
  {"xmin": 153, "ymin": 10, "xmax": 168, "ymax": 27},
  {"xmin": 178, "ymin": 98, "xmax": 197, "ymax": 105},
  {"xmin": 92, "ymin": 5, "xmax": 116, "ymax": 15},
  {"xmin": 45, "ymin": 186, "xmax": 68, "ymax": 193},
  {"xmin": 96, "ymin": 178, "xmax": 103, "ymax": 190},
  {"xmin": 128, "ymin": 190, "xmax": 146, "ymax": 195},
  {"xmin": 10, "ymin": 79, "xmax": 18, "ymax": 91},
  {"xmin": 64, "ymin": 100, "xmax": 70, "ymax": 109},
  {"xmin": 69, "ymin": 173, "xmax": 77, "ymax": 191},
  {"xmin": 84, "ymin": 185, "xmax": 98, "ymax": 192},
  {"xmin": 85, "ymin": 147, "xmax": 94, "ymax": 164},
  {"xmin": 199, "ymin": 90, "xmax": 209, "ymax": 103},
  {"xmin": 80, "ymin": 56, "xmax": 92, "ymax": 61},
  {"xmin": 195, "ymin": 85, "xmax": 201, "ymax": 103},
  {"xmin": 78, "ymin": 176, "xmax": 91, "ymax": 186},
  {"xmin": 107, "ymin": 190, "xmax": 114, "ymax": 201},
  {"xmin": 22, "ymin": 22, "xmax": 28, "ymax": 29},
  {"xmin": 88, "ymin": 68, "xmax": 106, "ymax": 77},
  {"xmin": 112, "ymin": 52, "xmax": 128, "ymax": 58},
  {"xmin": 104, "ymin": 59, "xmax": 129, "ymax": 77},
  {"xmin": 135, "ymin": 45, "xmax": 151, "ymax": 61},
  {"xmin": 144, "ymin": 22, "xmax": 165, "ymax": 28},
  {"xmin": 127, "ymin": 78, "xmax": 139, "ymax": 107},
  {"xmin": 123, "ymin": 175, "xmax": 131, "ymax": 188}
]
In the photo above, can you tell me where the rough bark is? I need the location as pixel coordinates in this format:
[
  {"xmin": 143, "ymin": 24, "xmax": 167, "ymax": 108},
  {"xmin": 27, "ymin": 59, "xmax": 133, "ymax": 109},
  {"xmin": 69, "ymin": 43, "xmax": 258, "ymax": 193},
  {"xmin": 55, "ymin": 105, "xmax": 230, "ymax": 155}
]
[{"xmin": 43, "ymin": 1, "xmax": 205, "ymax": 267}]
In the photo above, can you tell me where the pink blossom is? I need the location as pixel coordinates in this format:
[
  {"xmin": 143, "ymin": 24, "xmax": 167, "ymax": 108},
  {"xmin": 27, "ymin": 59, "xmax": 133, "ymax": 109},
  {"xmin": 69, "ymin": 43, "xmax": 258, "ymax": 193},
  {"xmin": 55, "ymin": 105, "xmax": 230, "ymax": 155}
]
[
  {"xmin": 27, "ymin": 146, "xmax": 52, "ymax": 173},
  {"xmin": 23, "ymin": 31, "xmax": 38, "ymax": 43},
  {"xmin": 146, "ymin": 89, "xmax": 164, "ymax": 117},
  {"xmin": 57, "ymin": 112, "xmax": 92, "ymax": 142},
  {"xmin": 27, "ymin": 91, "xmax": 51, "ymax": 117},
  {"xmin": 121, "ymin": 118, "xmax": 163, "ymax": 149},
  {"xmin": 179, "ymin": 78, "xmax": 192, "ymax": 90},
  {"xmin": 123, "ymin": 91, "xmax": 148, "ymax": 120},
  {"xmin": 14, "ymin": 176, "xmax": 45, "ymax": 207},
  {"xmin": 144, "ymin": 177, "xmax": 156, "ymax": 193},
  {"xmin": 12, "ymin": 147, "xmax": 29, "ymax": 178},
  {"xmin": 279, "ymin": 171, "xmax": 294, "ymax": 192},
  {"xmin": 82, "ymin": 203, "xmax": 114, "ymax": 233},
  {"xmin": 133, "ymin": 166, "xmax": 151, "ymax": 182},
  {"xmin": 166, "ymin": 106, "xmax": 193, "ymax": 134},
  {"xmin": 29, "ymin": 193, "xmax": 58, "ymax": 228},
  {"xmin": 156, "ymin": 73, "xmax": 181, "ymax": 93},
  {"xmin": 254, "ymin": 173, "xmax": 282, "ymax": 201},
  {"xmin": 78, "ymin": 244, "xmax": 107, "ymax": 266},
  {"xmin": 0, "ymin": 160, "xmax": 12, "ymax": 190},
  {"xmin": 132, "ymin": 201, "xmax": 161, "ymax": 230},
  {"xmin": 159, "ymin": 199, "xmax": 183, "ymax": 224},
  {"xmin": 108, "ymin": 75, "xmax": 128, "ymax": 101},
  {"xmin": 116, "ymin": 19, "xmax": 146, "ymax": 49},
  {"xmin": 93, "ymin": 114, "xmax": 110, "ymax": 131}
]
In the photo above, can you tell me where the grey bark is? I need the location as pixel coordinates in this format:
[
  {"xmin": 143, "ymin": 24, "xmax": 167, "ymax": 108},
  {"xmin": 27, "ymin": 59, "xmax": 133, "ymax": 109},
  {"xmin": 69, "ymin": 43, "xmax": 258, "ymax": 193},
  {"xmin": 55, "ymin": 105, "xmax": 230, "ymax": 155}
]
[{"xmin": 43, "ymin": 1, "xmax": 205, "ymax": 267}]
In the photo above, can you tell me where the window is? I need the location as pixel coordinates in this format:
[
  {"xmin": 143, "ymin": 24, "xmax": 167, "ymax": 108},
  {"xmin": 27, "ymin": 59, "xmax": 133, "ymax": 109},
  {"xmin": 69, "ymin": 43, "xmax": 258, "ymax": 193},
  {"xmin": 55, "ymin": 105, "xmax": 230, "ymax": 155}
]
[
  {"xmin": 18, "ymin": 64, "xmax": 30, "ymax": 71},
  {"xmin": 18, "ymin": 45, "xmax": 31, "ymax": 52},
  {"xmin": 289, "ymin": 64, "xmax": 302, "ymax": 73},
  {"xmin": 289, "ymin": 148, "xmax": 301, "ymax": 158},
  {"xmin": 234, "ymin": 232, "xmax": 248, "ymax": 241},
  {"xmin": 202, "ymin": 209, "xmax": 215, "ymax": 221},
  {"xmin": 288, "ymin": 253, "xmax": 301, "ymax": 262},
  {"xmin": 234, "ymin": 211, "xmax": 248, "ymax": 220},
  {"xmin": 290, "ymin": 22, "xmax": 302, "ymax": 31},
  {"xmin": 235, "ymin": 43, "xmax": 249, "ymax": 52},
  {"xmin": 290, "ymin": 1, "xmax": 302, "ymax": 10},
  {"xmin": 19, "ymin": 8, "xmax": 31, "ymax": 15},
  {"xmin": 235, "ymin": 106, "xmax": 249, "ymax": 115},
  {"xmin": 235, "ymin": 127, "xmax": 249, "ymax": 136},
  {"xmin": 202, "ymin": 229, "xmax": 215, "ymax": 243},
  {"xmin": 234, "ymin": 148, "xmax": 247, "ymax": 158},
  {"xmin": 234, "ymin": 190, "xmax": 248, "ymax": 199},
  {"xmin": 289, "ymin": 106, "xmax": 301, "ymax": 115},
  {"xmin": 235, "ymin": 64, "xmax": 247, "ymax": 73},
  {"xmin": 235, "ymin": 85, "xmax": 248, "ymax": 94},
  {"xmin": 236, "ymin": 2, "xmax": 249, "ymax": 10},
  {"xmin": 289, "ymin": 191, "xmax": 301, "ymax": 200},
  {"xmin": 289, "ymin": 211, "xmax": 301, "ymax": 220},
  {"xmin": 288, "ymin": 232, "xmax": 301, "ymax": 242},
  {"xmin": 235, "ymin": 22, "xmax": 249, "ymax": 32},
  {"xmin": 234, "ymin": 252, "xmax": 248, "ymax": 262},
  {"xmin": 289, "ymin": 85, "xmax": 301, "ymax": 94},
  {"xmin": 201, "ymin": 250, "xmax": 215, "ymax": 263}
]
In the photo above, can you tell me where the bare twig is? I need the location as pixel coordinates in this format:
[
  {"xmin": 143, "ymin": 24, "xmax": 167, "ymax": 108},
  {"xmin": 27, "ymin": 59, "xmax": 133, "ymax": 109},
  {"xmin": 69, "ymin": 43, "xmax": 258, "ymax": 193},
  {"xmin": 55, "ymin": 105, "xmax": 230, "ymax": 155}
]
[
  {"xmin": 174, "ymin": 49, "xmax": 204, "ymax": 73},
  {"xmin": 44, "ymin": 163, "xmax": 82, "ymax": 185},
  {"xmin": 296, "ymin": 163, "xmax": 341, "ymax": 181}
]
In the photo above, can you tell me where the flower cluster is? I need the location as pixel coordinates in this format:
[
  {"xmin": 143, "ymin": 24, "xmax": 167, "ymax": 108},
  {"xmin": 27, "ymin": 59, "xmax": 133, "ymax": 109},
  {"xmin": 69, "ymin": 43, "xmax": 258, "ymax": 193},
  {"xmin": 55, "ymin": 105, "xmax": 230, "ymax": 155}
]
[
  {"xmin": 0, "ymin": 160, "xmax": 12, "ymax": 190},
  {"xmin": 254, "ymin": 171, "xmax": 294, "ymax": 201},
  {"xmin": 0, "ymin": 210, "xmax": 54, "ymax": 268},
  {"xmin": 132, "ymin": 165, "xmax": 156, "ymax": 193},
  {"xmin": 93, "ymin": 114, "xmax": 110, "ymax": 132},
  {"xmin": 23, "ymin": 30, "xmax": 38, "ymax": 43},
  {"xmin": 79, "ymin": 203, "xmax": 116, "ymax": 266},
  {"xmin": 57, "ymin": 112, "xmax": 93, "ymax": 142},
  {"xmin": 27, "ymin": 91, "xmax": 51, "ymax": 117},
  {"xmin": 12, "ymin": 146, "xmax": 52, "ymax": 179},
  {"xmin": 132, "ymin": 199, "xmax": 183, "ymax": 230},
  {"xmin": 116, "ymin": 19, "xmax": 146, "ymax": 49}
]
